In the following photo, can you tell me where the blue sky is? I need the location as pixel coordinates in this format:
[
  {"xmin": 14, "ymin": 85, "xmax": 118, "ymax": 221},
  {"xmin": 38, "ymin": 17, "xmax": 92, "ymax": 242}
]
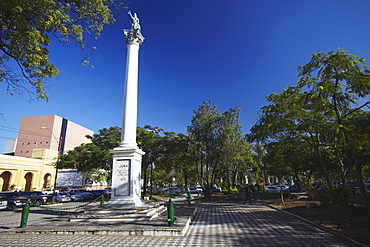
[{"xmin": 1, "ymin": 0, "xmax": 370, "ymax": 152}]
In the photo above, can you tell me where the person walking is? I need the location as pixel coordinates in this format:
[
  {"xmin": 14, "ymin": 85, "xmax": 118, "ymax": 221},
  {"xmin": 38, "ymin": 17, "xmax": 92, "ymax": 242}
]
[{"xmin": 243, "ymin": 186, "xmax": 252, "ymax": 205}]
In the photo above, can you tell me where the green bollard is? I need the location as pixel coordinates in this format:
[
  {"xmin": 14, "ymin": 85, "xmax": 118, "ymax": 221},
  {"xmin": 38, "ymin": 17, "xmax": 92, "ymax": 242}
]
[
  {"xmin": 100, "ymin": 194, "xmax": 105, "ymax": 206},
  {"xmin": 187, "ymin": 191, "xmax": 192, "ymax": 206},
  {"xmin": 166, "ymin": 199, "xmax": 176, "ymax": 226},
  {"xmin": 20, "ymin": 202, "xmax": 30, "ymax": 228}
]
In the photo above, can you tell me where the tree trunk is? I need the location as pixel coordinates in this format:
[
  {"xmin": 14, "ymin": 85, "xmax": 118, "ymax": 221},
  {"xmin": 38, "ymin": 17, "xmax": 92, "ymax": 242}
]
[{"xmin": 313, "ymin": 134, "xmax": 333, "ymax": 189}]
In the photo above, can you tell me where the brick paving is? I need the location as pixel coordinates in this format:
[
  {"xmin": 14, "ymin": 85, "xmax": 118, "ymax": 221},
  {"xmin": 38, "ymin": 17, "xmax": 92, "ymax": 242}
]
[{"xmin": 0, "ymin": 200, "xmax": 366, "ymax": 247}]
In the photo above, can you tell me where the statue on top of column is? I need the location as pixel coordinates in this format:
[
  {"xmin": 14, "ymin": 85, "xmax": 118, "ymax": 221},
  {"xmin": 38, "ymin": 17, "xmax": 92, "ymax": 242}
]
[
  {"xmin": 128, "ymin": 11, "xmax": 141, "ymax": 31},
  {"xmin": 124, "ymin": 11, "xmax": 144, "ymax": 45}
]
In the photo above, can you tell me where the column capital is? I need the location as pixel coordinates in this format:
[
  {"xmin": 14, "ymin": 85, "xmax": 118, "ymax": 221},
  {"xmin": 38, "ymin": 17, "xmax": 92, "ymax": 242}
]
[{"xmin": 123, "ymin": 29, "xmax": 145, "ymax": 46}]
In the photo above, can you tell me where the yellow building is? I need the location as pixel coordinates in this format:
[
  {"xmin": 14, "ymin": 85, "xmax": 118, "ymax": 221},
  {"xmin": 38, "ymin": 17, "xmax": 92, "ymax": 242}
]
[
  {"xmin": 0, "ymin": 149, "xmax": 57, "ymax": 191},
  {"xmin": 1, "ymin": 115, "xmax": 94, "ymax": 192}
]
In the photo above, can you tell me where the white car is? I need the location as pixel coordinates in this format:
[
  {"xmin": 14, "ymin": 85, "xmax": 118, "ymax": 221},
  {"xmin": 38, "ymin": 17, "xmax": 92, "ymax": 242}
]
[
  {"xmin": 189, "ymin": 187, "xmax": 202, "ymax": 194},
  {"xmin": 55, "ymin": 192, "xmax": 72, "ymax": 203},
  {"xmin": 0, "ymin": 199, "xmax": 8, "ymax": 210},
  {"xmin": 267, "ymin": 184, "xmax": 289, "ymax": 191},
  {"xmin": 265, "ymin": 186, "xmax": 280, "ymax": 192},
  {"xmin": 43, "ymin": 188, "xmax": 59, "ymax": 195},
  {"xmin": 68, "ymin": 192, "xmax": 84, "ymax": 201}
]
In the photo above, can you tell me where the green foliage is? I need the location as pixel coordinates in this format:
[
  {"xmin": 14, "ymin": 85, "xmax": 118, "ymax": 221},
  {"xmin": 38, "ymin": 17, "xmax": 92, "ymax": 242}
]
[
  {"xmin": 228, "ymin": 188, "xmax": 239, "ymax": 194},
  {"xmin": 301, "ymin": 181, "xmax": 313, "ymax": 192},
  {"xmin": 57, "ymin": 126, "xmax": 121, "ymax": 183},
  {"xmin": 249, "ymin": 49, "xmax": 370, "ymax": 205},
  {"xmin": 254, "ymin": 183, "xmax": 265, "ymax": 192},
  {"xmin": 0, "ymin": 0, "xmax": 125, "ymax": 100},
  {"xmin": 312, "ymin": 186, "xmax": 352, "ymax": 207},
  {"xmin": 188, "ymin": 100, "xmax": 253, "ymax": 198}
]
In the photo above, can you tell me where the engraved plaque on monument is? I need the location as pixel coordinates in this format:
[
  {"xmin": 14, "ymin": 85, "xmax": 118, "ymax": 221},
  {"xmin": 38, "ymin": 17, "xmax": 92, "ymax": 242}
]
[{"xmin": 116, "ymin": 159, "xmax": 131, "ymax": 196}]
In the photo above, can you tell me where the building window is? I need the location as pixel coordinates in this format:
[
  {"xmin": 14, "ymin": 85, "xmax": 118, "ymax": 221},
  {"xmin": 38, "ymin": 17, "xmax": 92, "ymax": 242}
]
[
  {"xmin": 27, "ymin": 143, "xmax": 30, "ymax": 145},
  {"xmin": 40, "ymin": 142, "xmax": 42, "ymax": 144}
]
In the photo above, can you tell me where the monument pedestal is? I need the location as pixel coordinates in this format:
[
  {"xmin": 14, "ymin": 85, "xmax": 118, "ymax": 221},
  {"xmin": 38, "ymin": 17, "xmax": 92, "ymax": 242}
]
[{"xmin": 105, "ymin": 146, "xmax": 145, "ymax": 208}]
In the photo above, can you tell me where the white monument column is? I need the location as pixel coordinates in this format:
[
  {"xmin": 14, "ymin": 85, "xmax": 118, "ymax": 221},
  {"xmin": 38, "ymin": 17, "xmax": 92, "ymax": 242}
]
[{"xmin": 106, "ymin": 11, "xmax": 145, "ymax": 208}]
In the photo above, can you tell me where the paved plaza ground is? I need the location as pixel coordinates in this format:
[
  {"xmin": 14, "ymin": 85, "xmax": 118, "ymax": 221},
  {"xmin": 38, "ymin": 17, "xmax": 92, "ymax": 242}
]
[{"xmin": 0, "ymin": 198, "xmax": 367, "ymax": 247}]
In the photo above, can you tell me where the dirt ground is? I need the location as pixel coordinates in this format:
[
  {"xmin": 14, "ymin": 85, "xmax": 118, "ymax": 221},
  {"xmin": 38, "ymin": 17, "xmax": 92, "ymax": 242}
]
[{"xmin": 268, "ymin": 200, "xmax": 370, "ymax": 246}]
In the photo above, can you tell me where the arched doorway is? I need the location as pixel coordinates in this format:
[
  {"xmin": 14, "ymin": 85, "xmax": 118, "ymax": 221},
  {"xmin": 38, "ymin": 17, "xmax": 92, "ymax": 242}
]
[
  {"xmin": 43, "ymin": 173, "xmax": 51, "ymax": 188},
  {"xmin": 24, "ymin": 172, "xmax": 33, "ymax": 191},
  {"xmin": 0, "ymin": 171, "xmax": 12, "ymax": 191}
]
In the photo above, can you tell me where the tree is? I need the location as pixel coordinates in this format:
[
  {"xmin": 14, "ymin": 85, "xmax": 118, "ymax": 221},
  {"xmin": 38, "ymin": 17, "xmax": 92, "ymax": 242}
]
[
  {"xmin": 158, "ymin": 132, "xmax": 197, "ymax": 189},
  {"xmin": 250, "ymin": 49, "xmax": 370, "ymax": 208},
  {"xmin": 1, "ymin": 0, "xmax": 126, "ymax": 101},
  {"xmin": 137, "ymin": 125, "xmax": 164, "ymax": 196},
  {"xmin": 249, "ymin": 86, "xmax": 336, "ymax": 188},
  {"xmin": 57, "ymin": 126, "xmax": 121, "ymax": 184},
  {"xmin": 187, "ymin": 101, "xmax": 246, "ymax": 199},
  {"xmin": 297, "ymin": 48, "xmax": 370, "ymax": 208}
]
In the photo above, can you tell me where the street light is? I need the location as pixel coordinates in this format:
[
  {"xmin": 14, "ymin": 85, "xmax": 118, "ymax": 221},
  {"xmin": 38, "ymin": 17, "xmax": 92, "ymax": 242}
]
[{"xmin": 40, "ymin": 126, "xmax": 62, "ymax": 203}]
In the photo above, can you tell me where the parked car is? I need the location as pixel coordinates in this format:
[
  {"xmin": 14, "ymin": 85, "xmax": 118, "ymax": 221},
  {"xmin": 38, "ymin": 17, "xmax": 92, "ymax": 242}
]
[
  {"xmin": 42, "ymin": 188, "xmax": 59, "ymax": 195},
  {"xmin": 68, "ymin": 192, "xmax": 84, "ymax": 202},
  {"xmin": 54, "ymin": 192, "xmax": 72, "ymax": 203},
  {"xmin": 0, "ymin": 199, "xmax": 8, "ymax": 210},
  {"xmin": 355, "ymin": 187, "xmax": 370, "ymax": 197},
  {"xmin": 18, "ymin": 191, "xmax": 50, "ymax": 205},
  {"xmin": 332, "ymin": 181, "xmax": 342, "ymax": 187},
  {"xmin": 0, "ymin": 192, "xmax": 29, "ymax": 209},
  {"xmin": 266, "ymin": 185, "xmax": 289, "ymax": 191},
  {"xmin": 265, "ymin": 186, "xmax": 280, "ymax": 192},
  {"xmin": 345, "ymin": 181, "xmax": 357, "ymax": 189},
  {"xmin": 67, "ymin": 189, "xmax": 93, "ymax": 200},
  {"xmin": 91, "ymin": 189, "xmax": 111, "ymax": 199},
  {"xmin": 287, "ymin": 185, "xmax": 304, "ymax": 192},
  {"xmin": 169, "ymin": 187, "xmax": 183, "ymax": 194},
  {"xmin": 189, "ymin": 187, "xmax": 202, "ymax": 194},
  {"xmin": 212, "ymin": 185, "xmax": 222, "ymax": 192}
]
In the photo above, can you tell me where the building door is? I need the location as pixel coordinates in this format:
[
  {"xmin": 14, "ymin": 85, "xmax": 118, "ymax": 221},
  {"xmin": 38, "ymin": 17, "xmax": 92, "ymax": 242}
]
[
  {"xmin": 0, "ymin": 171, "xmax": 12, "ymax": 191},
  {"xmin": 24, "ymin": 172, "xmax": 33, "ymax": 191}
]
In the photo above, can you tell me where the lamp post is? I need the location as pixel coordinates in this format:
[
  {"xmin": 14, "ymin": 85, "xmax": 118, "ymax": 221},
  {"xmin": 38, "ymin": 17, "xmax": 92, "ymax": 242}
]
[{"xmin": 40, "ymin": 127, "xmax": 62, "ymax": 203}]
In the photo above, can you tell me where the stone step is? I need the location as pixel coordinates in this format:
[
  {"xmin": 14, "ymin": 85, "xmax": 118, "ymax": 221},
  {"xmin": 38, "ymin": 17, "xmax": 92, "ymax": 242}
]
[{"xmin": 70, "ymin": 204, "xmax": 167, "ymax": 222}]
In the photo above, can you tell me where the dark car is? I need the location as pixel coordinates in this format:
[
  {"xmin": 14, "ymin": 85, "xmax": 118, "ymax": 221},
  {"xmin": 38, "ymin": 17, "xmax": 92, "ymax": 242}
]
[
  {"xmin": 0, "ymin": 192, "xmax": 30, "ymax": 210},
  {"xmin": 288, "ymin": 185, "xmax": 304, "ymax": 192},
  {"xmin": 67, "ymin": 189, "xmax": 93, "ymax": 200},
  {"xmin": 18, "ymin": 191, "xmax": 51, "ymax": 205},
  {"xmin": 91, "ymin": 189, "xmax": 111, "ymax": 199}
]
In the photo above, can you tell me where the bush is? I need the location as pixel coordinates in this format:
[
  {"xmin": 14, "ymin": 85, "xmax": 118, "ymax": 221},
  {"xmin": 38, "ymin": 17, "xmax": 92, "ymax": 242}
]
[
  {"xmin": 255, "ymin": 183, "xmax": 265, "ymax": 192},
  {"xmin": 311, "ymin": 185, "xmax": 351, "ymax": 207},
  {"xmin": 230, "ymin": 188, "xmax": 239, "ymax": 194},
  {"xmin": 301, "ymin": 181, "xmax": 313, "ymax": 192}
]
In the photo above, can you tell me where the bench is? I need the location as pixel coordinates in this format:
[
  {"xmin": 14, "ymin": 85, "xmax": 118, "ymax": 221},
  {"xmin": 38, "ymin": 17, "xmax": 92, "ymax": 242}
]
[{"xmin": 320, "ymin": 205, "xmax": 352, "ymax": 230}]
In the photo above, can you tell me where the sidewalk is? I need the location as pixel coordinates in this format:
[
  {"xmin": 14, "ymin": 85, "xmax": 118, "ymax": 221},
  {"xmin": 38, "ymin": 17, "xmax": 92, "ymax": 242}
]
[{"xmin": 0, "ymin": 198, "xmax": 366, "ymax": 246}]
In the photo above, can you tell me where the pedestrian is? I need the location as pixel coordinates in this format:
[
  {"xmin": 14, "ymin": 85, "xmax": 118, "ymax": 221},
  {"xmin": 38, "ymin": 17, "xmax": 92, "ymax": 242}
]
[{"xmin": 243, "ymin": 186, "xmax": 252, "ymax": 205}]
